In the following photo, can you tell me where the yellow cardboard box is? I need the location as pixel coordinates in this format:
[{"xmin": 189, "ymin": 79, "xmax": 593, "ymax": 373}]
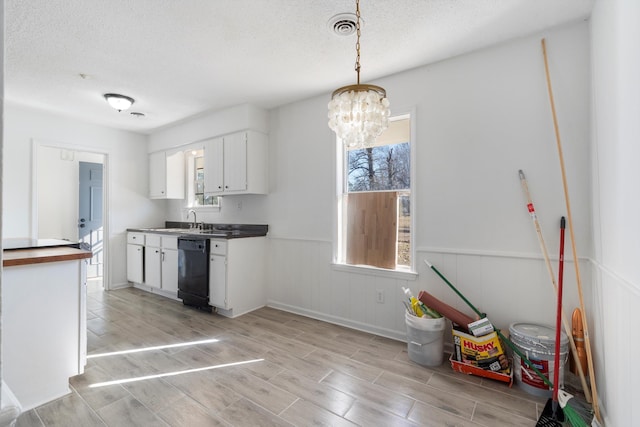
[{"xmin": 452, "ymin": 326, "xmax": 509, "ymax": 373}]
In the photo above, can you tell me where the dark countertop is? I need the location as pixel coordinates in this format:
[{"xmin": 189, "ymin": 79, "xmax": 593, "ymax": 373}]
[{"xmin": 127, "ymin": 223, "xmax": 268, "ymax": 239}]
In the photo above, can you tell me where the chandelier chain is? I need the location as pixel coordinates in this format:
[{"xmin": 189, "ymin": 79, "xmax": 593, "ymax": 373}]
[{"xmin": 355, "ymin": 0, "xmax": 361, "ymax": 84}]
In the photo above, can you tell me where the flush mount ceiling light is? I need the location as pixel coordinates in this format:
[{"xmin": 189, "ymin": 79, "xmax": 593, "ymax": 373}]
[
  {"xmin": 328, "ymin": 0, "xmax": 390, "ymax": 149},
  {"xmin": 104, "ymin": 93, "xmax": 135, "ymax": 112}
]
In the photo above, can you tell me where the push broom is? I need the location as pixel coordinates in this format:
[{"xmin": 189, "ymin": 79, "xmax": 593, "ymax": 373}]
[
  {"xmin": 541, "ymin": 38, "xmax": 601, "ymax": 424},
  {"xmin": 537, "ymin": 217, "xmax": 576, "ymax": 426},
  {"xmin": 424, "ymin": 259, "xmax": 588, "ymax": 427}
]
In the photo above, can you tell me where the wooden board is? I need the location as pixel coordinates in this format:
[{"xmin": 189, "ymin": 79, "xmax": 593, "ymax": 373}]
[{"xmin": 346, "ymin": 192, "xmax": 398, "ymax": 269}]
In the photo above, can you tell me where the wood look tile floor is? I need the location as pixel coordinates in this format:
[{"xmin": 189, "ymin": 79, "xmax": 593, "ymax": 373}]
[{"xmin": 16, "ymin": 286, "xmax": 548, "ymax": 426}]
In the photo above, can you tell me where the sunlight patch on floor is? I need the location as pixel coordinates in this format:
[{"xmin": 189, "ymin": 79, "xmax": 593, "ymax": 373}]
[
  {"xmin": 87, "ymin": 338, "xmax": 220, "ymax": 359},
  {"xmin": 89, "ymin": 359, "xmax": 264, "ymax": 388}
]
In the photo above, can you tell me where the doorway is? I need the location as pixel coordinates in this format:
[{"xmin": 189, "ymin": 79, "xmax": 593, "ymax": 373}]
[
  {"xmin": 79, "ymin": 162, "xmax": 104, "ymax": 284},
  {"xmin": 35, "ymin": 144, "xmax": 108, "ymax": 291}
]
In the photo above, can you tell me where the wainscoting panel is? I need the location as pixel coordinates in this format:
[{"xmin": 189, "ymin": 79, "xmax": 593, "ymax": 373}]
[{"xmin": 266, "ymin": 237, "xmax": 592, "ymax": 344}]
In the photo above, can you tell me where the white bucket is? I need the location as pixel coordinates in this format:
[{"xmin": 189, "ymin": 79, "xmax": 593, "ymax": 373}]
[
  {"xmin": 405, "ymin": 311, "xmax": 446, "ymax": 366},
  {"xmin": 509, "ymin": 322, "xmax": 568, "ymax": 398}
]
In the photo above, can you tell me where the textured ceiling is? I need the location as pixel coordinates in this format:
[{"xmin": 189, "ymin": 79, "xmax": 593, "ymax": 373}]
[{"xmin": 5, "ymin": 0, "xmax": 594, "ymax": 134}]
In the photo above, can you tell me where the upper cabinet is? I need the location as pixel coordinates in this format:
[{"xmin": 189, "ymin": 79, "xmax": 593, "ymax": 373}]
[
  {"xmin": 149, "ymin": 150, "xmax": 185, "ymax": 199},
  {"xmin": 203, "ymin": 130, "xmax": 267, "ymax": 196}
]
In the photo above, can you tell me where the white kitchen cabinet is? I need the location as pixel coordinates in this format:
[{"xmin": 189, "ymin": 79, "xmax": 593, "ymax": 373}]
[
  {"xmin": 149, "ymin": 150, "xmax": 185, "ymax": 199},
  {"xmin": 203, "ymin": 130, "xmax": 267, "ymax": 196},
  {"xmin": 144, "ymin": 236, "xmax": 162, "ymax": 290},
  {"xmin": 142, "ymin": 234, "xmax": 179, "ymax": 296},
  {"xmin": 160, "ymin": 236, "xmax": 179, "ymax": 295},
  {"xmin": 209, "ymin": 254, "xmax": 227, "ymax": 308},
  {"xmin": 203, "ymin": 137, "xmax": 224, "ymax": 193},
  {"xmin": 208, "ymin": 237, "xmax": 266, "ymax": 317},
  {"xmin": 209, "ymin": 239, "xmax": 228, "ymax": 308},
  {"xmin": 126, "ymin": 232, "xmax": 145, "ymax": 284}
]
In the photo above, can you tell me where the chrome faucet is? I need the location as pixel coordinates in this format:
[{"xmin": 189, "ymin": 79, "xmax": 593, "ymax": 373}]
[{"xmin": 187, "ymin": 209, "xmax": 197, "ymax": 229}]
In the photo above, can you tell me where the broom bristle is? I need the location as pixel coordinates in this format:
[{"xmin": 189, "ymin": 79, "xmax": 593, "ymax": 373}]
[
  {"xmin": 563, "ymin": 404, "xmax": 589, "ymax": 427},
  {"xmin": 558, "ymin": 390, "xmax": 592, "ymax": 427}
]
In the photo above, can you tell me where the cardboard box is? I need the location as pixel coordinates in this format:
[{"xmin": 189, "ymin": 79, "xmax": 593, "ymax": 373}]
[
  {"xmin": 450, "ymin": 354, "xmax": 513, "ymax": 385},
  {"xmin": 451, "ymin": 326, "xmax": 510, "ymax": 373}
]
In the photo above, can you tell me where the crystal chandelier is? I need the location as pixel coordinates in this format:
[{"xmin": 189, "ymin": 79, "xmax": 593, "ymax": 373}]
[{"xmin": 328, "ymin": 0, "xmax": 390, "ymax": 149}]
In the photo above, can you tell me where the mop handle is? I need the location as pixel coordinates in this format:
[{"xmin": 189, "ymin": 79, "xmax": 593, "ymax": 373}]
[
  {"xmin": 424, "ymin": 260, "xmax": 482, "ymax": 317},
  {"xmin": 424, "ymin": 260, "xmax": 554, "ymax": 388}
]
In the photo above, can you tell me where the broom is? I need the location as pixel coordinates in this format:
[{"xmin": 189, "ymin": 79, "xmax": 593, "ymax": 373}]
[
  {"xmin": 424, "ymin": 259, "xmax": 589, "ymax": 427},
  {"xmin": 541, "ymin": 38, "xmax": 601, "ymax": 424},
  {"xmin": 519, "ymin": 168, "xmax": 592, "ymax": 403},
  {"xmin": 537, "ymin": 217, "xmax": 566, "ymax": 426}
]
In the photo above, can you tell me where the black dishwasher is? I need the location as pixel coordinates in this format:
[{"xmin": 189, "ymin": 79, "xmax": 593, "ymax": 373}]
[{"xmin": 177, "ymin": 237, "xmax": 211, "ymax": 311}]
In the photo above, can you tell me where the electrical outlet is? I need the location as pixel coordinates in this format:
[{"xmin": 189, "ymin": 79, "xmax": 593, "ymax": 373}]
[
  {"xmin": 376, "ymin": 289, "xmax": 384, "ymax": 303},
  {"xmin": 237, "ymin": 201, "xmax": 242, "ymax": 210}
]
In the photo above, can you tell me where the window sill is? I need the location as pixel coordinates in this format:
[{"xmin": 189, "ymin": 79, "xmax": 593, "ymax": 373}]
[
  {"xmin": 185, "ymin": 205, "xmax": 221, "ymax": 213},
  {"xmin": 331, "ymin": 263, "xmax": 418, "ymax": 281}
]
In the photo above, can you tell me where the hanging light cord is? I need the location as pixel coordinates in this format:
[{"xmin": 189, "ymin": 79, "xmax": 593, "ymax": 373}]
[{"xmin": 355, "ymin": 0, "xmax": 361, "ymax": 85}]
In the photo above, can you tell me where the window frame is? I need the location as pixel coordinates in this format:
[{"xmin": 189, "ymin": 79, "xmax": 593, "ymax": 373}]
[
  {"xmin": 184, "ymin": 148, "xmax": 221, "ymax": 212},
  {"xmin": 334, "ymin": 110, "xmax": 417, "ymax": 275}
]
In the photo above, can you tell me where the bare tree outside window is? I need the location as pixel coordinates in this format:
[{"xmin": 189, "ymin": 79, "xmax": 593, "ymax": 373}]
[
  {"xmin": 346, "ymin": 141, "xmax": 411, "ymax": 266},
  {"xmin": 347, "ymin": 143, "xmax": 410, "ymax": 192}
]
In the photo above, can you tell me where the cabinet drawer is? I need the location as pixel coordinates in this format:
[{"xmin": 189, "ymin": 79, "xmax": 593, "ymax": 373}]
[
  {"xmin": 210, "ymin": 239, "xmax": 227, "ymax": 255},
  {"xmin": 127, "ymin": 232, "xmax": 145, "ymax": 245},
  {"xmin": 161, "ymin": 236, "xmax": 178, "ymax": 250},
  {"xmin": 145, "ymin": 234, "xmax": 161, "ymax": 247}
]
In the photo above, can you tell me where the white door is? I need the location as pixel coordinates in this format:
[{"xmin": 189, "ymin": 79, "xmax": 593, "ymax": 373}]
[{"xmin": 78, "ymin": 162, "xmax": 103, "ymax": 278}]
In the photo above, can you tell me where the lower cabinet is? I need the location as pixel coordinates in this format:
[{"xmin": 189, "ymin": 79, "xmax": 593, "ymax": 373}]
[
  {"xmin": 143, "ymin": 234, "xmax": 179, "ymax": 296},
  {"xmin": 208, "ymin": 237, "xmax": 266, "ymax": 318},
  {"xmin": 144, "ymin": 234, "xmax": 162, "ymax": 289},
  {"xmin": 162, "ymin": 246, "xmax": 179, "ymax": 294},
  {"xmin": 126, "ymin": 243, "xmax": 144, "ymax": 284},
  {"xmin": 127, "ymin": 231, "xmax": 265, "ymax": 313},
  {"xmin": 209, "ymin": 239, "xmax": 228, "ymax": 309},
  {"xmin": 126, "ymin": 232, "xmax": 145, "ymax": 284}
]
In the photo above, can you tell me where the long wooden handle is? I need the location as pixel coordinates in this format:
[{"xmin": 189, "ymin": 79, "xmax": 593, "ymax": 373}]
[
  {"xmin": 518, "ymin": 170, "xmax": 591, "ymax": 402},
  {"xmin": 541, "ymin": 38, "xmax": 600, "ymax": 423}
]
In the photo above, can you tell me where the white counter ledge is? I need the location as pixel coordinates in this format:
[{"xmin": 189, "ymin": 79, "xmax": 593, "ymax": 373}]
[{"xmin": 2, "ymin": 239, "xmax": 92, "ymax": 410}]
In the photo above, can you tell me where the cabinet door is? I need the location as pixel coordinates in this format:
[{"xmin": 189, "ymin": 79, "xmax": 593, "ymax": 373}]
[
  {"xmin": 165, "ymin": 151, "xmax": 185, "ymax": 199},
  {"xmin": 126, "ymin": 244, "xmax": 144, "ymax": 283},
  {"xmin": 223, "ymin": 132, "xmax": 247, "ymax": 192},
  {"xmin": 209, "ymin": 254, "xmax": 227, "ymax": 308},
  {"xmin": 145, "ymin": 246, "xmax": 162, "ymax": 289},
  {"xmin": 161, "ymin": 248, "xmax": 179, "ymax": 294},
  {"xmin": 149, "ymin": 152, "xmax": 166, "ymax": 198},
  {"xmin": 204, "ymin": 137, "xmax": 224, "ymax": 194}
]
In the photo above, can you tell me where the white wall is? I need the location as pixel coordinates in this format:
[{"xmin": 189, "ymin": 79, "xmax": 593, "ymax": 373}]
[
  {"xmin": 37, "ymin": 147, "xmax": 103, "ymax": 241},
  {"xmin": 2, "ymin": 103, "xmax": 164, "ymax": 287},
  {"xmin": 265, "ymin": 22, "xmax": 592, "ymax": 342},
  {"xmin": 590, "ymin": 1, "xmax": 640, "ymax": 425}
]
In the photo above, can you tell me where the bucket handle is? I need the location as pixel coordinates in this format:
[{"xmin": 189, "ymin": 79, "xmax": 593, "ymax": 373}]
[{"xmin": 409, "ymin": 340, "xmax": 441, "ymax": 347}]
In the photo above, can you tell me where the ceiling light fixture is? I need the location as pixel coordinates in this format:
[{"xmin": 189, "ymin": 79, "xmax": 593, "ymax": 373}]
[
  {"xmin": 104, "ymin": 93, "xmax": 135, "ymax": 112},
  {"xmin": 328, "ymin": 0, "xmax": 390, "ymax": 149}
]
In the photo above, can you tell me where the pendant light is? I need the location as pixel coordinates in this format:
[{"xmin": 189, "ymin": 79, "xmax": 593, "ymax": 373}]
[{"xmin": 328, "ymin": 0, "xmax": 390, "ymax": 149}]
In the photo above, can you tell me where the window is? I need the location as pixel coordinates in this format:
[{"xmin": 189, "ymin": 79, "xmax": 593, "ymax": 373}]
[
  {"xmin": 337, "ymin": 115, "xmax": 412, "ymax": 270},
  {"xmin": 186, "ymin": 149, "xmax": 220, "ymax": 208}
]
